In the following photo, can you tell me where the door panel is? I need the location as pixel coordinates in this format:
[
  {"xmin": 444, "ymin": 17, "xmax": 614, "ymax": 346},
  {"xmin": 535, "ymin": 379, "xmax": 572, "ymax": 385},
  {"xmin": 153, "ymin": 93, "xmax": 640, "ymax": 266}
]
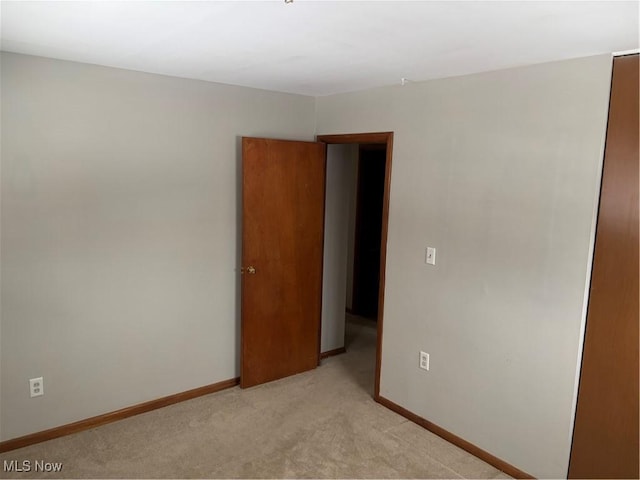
[
  {"xmin": 241, "ymin": 137, "xmax": 326, "ymax": 388},
  {"xmin": 569, "ymin": 55, "xmax": 639, "ymax": 478}
]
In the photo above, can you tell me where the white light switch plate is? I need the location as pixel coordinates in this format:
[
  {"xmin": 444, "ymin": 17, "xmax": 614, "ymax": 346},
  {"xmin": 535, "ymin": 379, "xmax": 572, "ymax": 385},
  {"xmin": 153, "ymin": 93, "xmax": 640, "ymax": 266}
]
[{"xmin": 426, "ymin": 247, "xmax": 436, "ymax": 265}]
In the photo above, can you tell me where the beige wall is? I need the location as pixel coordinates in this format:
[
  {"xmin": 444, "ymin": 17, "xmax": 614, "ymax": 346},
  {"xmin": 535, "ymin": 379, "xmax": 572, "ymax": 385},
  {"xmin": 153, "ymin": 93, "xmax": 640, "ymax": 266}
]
[
  {"xmin": 0, "ymin": 52, "xmax": 316, "ymax": 440},
  {"xmin": 344, "ymin": 159, "xmax": 358, "ymax": 312},
  {"xmin": 316, "ymin": 55, "xmax": 612, "ymax": 478},
  {"xmin": 1, "ymin": 51, "xmax": 614, "ymax": 478},
  {"xmin": 321, "ymin": 144, "xmax": 358, "ymax": 352}
]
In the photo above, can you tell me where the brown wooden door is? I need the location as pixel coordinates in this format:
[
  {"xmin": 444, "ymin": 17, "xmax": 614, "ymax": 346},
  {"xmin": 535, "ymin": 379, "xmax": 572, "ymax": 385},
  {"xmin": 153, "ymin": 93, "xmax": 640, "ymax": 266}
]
[
  {"xmin": 568, "ymin": 54, "xmax": 639, "ymax": 479},
  {"xmin": 241, "ymin": 137, "xmax": 326, "ymax": 388}
]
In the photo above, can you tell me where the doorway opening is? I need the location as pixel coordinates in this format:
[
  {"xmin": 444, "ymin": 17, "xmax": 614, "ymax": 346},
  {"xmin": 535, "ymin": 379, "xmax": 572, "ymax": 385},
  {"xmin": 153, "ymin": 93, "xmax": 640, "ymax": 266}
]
[
  {"xmin": 317, "ymin": 132, "xmax": 393, "ymax": 399},
  {"xmin": 351, "ymin": 144, "xmax": 386, "ymax": 320}
]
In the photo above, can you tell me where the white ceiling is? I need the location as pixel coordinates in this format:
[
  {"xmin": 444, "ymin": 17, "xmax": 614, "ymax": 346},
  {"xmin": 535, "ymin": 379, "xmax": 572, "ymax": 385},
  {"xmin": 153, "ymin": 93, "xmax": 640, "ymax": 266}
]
[{"xmin": 1, "ymin": 1, "xmax": 638, "ymax": 96}]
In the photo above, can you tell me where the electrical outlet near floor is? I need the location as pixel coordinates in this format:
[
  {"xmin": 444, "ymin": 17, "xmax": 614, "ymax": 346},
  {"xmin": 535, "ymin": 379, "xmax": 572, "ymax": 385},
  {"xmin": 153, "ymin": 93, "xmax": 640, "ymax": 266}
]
[
  {"xmin": 29, "ymin": 377, "xmax": 44, "ymax": 397},
  {"xmin": 419, "ymin": 351, "xmax": 430, "ymax": 371}
]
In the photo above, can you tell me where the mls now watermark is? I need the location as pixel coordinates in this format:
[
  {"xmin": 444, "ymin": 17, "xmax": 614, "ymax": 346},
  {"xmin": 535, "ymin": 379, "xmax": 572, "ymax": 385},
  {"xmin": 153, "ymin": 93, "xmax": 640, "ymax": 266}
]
[{"xmin": 3, "ymin": 460, "xmax": 63, "ymax": 473}]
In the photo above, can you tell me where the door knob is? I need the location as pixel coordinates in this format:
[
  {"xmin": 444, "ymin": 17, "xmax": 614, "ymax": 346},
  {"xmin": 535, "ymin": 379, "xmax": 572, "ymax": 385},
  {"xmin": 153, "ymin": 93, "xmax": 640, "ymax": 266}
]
[{"xmin": 247, "ymin": 266, "xmax": 256, "ymax": 274}]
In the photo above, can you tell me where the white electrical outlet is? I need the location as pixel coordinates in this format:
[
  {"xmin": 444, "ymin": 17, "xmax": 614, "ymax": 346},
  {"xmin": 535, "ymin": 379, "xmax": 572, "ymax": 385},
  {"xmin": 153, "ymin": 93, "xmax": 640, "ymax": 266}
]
[
  {"xmin": 419, "ymin": 351, "xmax": 430, "ymax": 371},
  {"xmin": 29, "ymin": 377, "xmax": 44, "ymax": 398}
]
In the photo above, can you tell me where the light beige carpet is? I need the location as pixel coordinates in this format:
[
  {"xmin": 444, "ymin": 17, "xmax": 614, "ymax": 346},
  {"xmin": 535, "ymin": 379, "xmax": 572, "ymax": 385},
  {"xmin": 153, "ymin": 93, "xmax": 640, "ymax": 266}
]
[{"xmin": 0, "ymin": 318, "xmax": 512, "ymax": 479}]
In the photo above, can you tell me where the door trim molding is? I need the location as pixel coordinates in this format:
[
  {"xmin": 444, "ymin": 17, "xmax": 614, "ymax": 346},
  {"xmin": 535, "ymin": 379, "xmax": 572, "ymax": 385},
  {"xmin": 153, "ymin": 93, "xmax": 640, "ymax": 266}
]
[{"xmin": 316, "ymin": 131, "xmax": 393, "ymax": 398}]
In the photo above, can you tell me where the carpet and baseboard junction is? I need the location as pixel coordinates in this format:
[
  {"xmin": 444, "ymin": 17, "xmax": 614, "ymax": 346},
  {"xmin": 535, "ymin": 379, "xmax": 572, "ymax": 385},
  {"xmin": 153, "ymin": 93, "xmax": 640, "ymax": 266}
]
[{"xmin": 0, "ymin": 319, "xmax": 512, "ymax": 479}]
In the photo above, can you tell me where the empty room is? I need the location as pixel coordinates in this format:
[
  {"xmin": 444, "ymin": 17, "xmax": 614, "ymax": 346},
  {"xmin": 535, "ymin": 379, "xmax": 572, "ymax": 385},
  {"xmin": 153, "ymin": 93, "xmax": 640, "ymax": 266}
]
[{"xmin": 0, "ymin": 1, "xmax": 638, "ymax": 479}]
